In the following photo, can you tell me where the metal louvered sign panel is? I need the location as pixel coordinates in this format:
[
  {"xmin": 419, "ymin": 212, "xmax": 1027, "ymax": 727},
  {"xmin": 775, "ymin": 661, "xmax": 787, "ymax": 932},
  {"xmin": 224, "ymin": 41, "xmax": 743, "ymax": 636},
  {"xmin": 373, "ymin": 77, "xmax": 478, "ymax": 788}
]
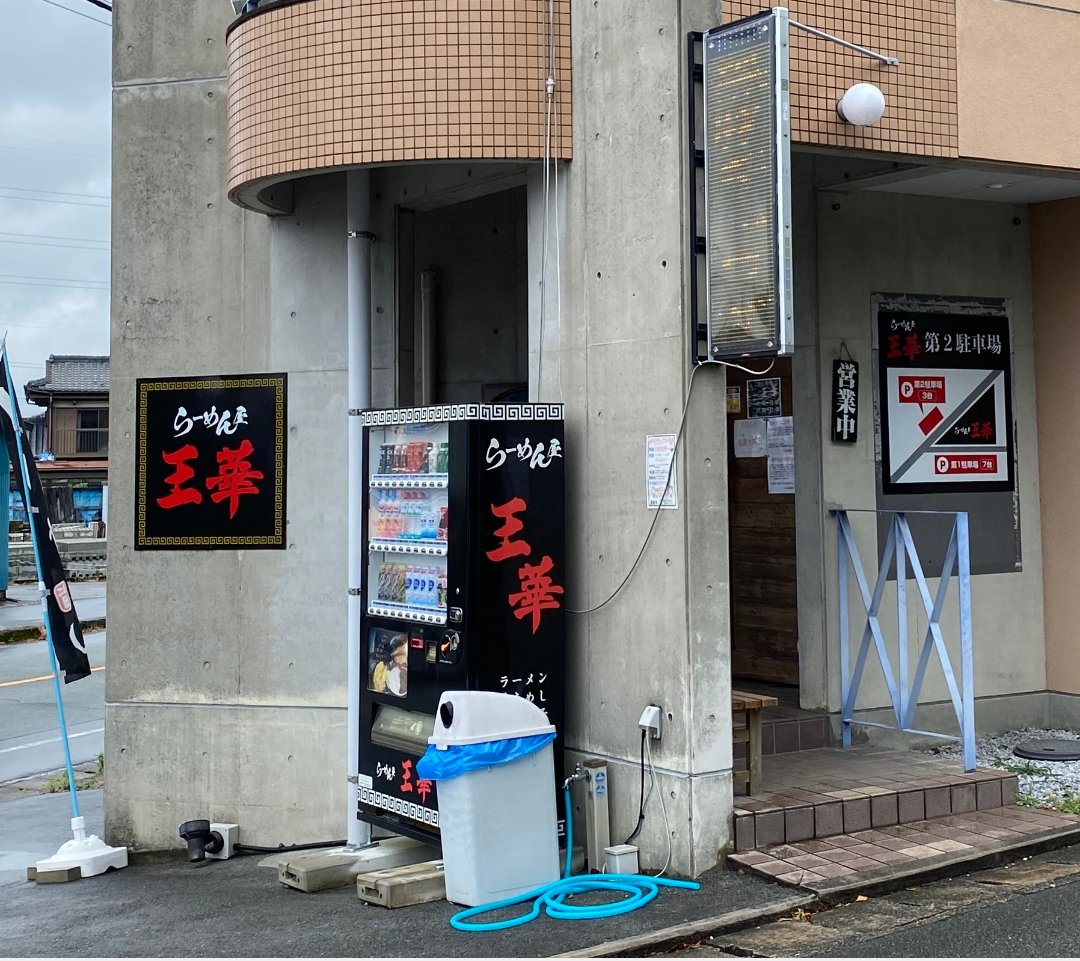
[{"xmin": 704, "ymin": 9, "xmax": 793, "ymax": 359}]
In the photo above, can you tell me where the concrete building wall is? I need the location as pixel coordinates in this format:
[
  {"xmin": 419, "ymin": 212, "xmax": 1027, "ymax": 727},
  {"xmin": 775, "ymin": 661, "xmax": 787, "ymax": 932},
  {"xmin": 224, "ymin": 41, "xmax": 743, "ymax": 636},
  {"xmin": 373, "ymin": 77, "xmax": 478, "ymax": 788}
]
[
  {"xmin": 811, "ymin": 188, "xmax": 1045, "ymax": 715},
  {"xmin": 957, "ymin": 0, "xmax": 1080, "ymax": 168},
  {"xmin": 108, "ymin": 0, "xmax": 352, "ymax": 849},
  {"xmin": 531, "ymin": 0, "xmax": 732, "ymax": 877},
  {"xmin": 1032, "ymin": 196, "xmax": 1080, "ymax": 696}
]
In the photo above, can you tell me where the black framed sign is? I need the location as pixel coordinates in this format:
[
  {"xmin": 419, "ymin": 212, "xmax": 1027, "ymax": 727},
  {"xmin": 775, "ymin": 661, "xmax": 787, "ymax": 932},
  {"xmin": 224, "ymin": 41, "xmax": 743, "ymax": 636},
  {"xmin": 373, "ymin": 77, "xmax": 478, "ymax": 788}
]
[
  {"xmin": 831, "ymin": 358, "xmax": 859, "ymax": 444},
  {"xmin": 136, "ymin": 374, "xmax": 287, "ymax": 549},
  {"xmin": 878, "ymin": 310, "xmax": 1014, "ymax": 495}
]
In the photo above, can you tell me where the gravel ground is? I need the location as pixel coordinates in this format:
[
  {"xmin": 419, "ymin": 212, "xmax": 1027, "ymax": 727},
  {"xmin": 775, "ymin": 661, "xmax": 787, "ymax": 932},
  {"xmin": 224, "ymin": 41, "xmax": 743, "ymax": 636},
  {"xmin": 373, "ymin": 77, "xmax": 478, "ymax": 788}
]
[{"xmin": 925, "ymin": 728, "xmax": 1080, "ymax": 808}]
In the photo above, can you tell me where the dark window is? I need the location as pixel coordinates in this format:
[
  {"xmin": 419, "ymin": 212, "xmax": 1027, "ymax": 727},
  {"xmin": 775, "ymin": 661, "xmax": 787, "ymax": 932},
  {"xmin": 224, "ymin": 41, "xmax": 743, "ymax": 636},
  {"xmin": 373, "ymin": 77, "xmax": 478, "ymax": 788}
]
[{"xmin": 76, "ymin": 409, "xmax": 109, "ymax": 453}]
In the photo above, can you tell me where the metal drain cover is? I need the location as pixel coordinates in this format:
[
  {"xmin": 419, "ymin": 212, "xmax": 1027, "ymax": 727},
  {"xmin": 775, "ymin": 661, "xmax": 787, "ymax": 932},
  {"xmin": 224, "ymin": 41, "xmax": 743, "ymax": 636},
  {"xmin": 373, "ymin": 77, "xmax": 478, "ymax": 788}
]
[{"xmin": 1013, "ymin": 739, "xmax": 1080, "ymax": 761}]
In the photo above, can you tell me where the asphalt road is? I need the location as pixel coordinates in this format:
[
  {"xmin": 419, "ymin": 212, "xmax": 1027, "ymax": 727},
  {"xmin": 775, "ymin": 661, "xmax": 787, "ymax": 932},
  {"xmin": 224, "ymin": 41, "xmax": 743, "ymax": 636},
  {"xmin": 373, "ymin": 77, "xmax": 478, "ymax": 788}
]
[
  {"xmin": 0, "ymin": 581, "xmax": 106, "ymax": 631},
  {"xmin": 0, "ymin": 631, "xmax": 106, "ymax": 783}
]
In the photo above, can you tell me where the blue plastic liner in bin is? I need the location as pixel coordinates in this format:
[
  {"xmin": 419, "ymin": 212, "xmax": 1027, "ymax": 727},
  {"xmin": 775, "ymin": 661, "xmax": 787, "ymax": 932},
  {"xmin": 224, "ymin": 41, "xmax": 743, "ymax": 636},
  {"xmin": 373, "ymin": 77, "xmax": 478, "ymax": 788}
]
[{"xmin": 417, "ymin": 732, "xmax": 556, "ymax": 782}]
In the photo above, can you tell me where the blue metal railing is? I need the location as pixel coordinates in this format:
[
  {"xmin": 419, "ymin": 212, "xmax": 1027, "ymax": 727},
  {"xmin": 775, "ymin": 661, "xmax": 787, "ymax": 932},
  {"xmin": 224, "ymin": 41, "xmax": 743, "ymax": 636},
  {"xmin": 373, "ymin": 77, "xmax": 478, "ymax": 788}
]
[{"xmin": 834, "ymin": 509, "xmax": 975, "ymax": 771}]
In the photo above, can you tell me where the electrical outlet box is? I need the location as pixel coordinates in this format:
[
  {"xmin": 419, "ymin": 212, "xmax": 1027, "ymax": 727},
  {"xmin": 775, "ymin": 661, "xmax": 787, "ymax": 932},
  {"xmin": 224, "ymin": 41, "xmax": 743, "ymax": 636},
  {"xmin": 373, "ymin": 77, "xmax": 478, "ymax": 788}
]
[
  {"xmin": 605, "ymin": 844, "xmax": 639, "ymax": 874},
  {"xmin": 207, "ymin": 823, "xmax": 239, "ymax": 860},
  {"xmin": 638, "ymin": 704, "xmax": 662, "ymax": 740}
]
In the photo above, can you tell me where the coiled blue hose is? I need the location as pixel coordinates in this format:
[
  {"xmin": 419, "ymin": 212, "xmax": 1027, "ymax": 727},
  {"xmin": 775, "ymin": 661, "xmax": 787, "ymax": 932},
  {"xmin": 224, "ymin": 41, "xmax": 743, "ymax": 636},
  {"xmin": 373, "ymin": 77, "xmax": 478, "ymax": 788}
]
[{"xmin": 449, "ymin": 785, "xmax": 700, "ymax": 932}]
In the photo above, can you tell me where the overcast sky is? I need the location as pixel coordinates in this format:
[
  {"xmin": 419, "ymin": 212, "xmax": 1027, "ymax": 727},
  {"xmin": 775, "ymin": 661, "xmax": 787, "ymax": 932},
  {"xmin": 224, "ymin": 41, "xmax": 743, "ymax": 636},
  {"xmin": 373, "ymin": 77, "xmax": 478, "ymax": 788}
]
[{"xmin": 2, "ymin": 0, "xmax": 111, "ymax": 414}]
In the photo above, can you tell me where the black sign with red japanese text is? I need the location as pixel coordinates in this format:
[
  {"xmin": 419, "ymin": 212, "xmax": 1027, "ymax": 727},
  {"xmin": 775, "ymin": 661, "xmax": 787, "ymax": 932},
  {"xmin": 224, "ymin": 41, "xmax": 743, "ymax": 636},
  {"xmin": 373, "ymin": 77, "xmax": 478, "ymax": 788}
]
[
  {"xmin": 878, "ymin": 310, "xmax": 1013, "ymax": 495},
  {"xmin": 135, "ymin": 374, "xmax": 287, "ymax": 549},
  {"xmin": 473, "ymin": 421, "xmax": 565, "ymax": 740}
]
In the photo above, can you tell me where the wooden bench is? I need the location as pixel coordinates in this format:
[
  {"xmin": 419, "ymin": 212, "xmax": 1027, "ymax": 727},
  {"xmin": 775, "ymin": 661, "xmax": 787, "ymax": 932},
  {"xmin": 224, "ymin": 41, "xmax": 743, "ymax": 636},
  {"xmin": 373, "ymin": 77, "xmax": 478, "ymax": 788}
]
[{"xmin": 732, "ymin": 689, "xmax": 778, "ymax": 796}]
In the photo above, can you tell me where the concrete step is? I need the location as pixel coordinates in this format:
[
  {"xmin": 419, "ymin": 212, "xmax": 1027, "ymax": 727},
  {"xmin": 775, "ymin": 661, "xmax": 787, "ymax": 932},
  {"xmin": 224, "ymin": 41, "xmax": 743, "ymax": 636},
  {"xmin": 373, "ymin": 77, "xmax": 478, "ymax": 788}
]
[
  {"xmin": 733, "ymin": 747, "xmax": 1020, "ymax": 852},
  {"xmin": 728, "ymin": 805, "xmax": 1080, "ymax": 896}
]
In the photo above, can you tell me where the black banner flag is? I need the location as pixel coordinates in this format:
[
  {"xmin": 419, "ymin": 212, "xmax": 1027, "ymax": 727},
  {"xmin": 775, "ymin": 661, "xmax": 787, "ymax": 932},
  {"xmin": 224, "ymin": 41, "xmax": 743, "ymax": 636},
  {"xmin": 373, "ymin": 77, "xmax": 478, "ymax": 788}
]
[{"xmin": 0, "ymin": 347, "xmax": 92, "ymax": 683}]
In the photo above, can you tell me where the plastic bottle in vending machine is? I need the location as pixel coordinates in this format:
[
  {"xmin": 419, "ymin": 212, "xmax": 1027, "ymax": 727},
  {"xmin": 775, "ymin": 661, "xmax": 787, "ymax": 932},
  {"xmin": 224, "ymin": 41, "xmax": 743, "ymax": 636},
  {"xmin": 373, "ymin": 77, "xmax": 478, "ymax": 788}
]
[
  {"xmin": 373, "ymin": 493, "xmax": 386, "ymax": 538},
  {"xmin": 437, "ymin": 571, "xmax": 447, "ymax": 609}
]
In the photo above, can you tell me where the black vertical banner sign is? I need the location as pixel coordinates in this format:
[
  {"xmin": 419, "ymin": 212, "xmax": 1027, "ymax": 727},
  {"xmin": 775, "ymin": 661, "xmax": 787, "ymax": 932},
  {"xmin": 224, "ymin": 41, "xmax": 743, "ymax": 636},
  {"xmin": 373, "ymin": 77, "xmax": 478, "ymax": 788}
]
[
  {"xmin": 0, "ymin": 349, "xmax": 91, "ymax": 683},
  {"xmin": 831, "ymin": 358, "xmax": 859, "ymax": 443},
  {"xmin": 472, "ymin": 421, "xmax": 565, "ymax": 745},
  {"xmin": 135, "ymin": 374, "xmax": 287, "ymax": 549}
]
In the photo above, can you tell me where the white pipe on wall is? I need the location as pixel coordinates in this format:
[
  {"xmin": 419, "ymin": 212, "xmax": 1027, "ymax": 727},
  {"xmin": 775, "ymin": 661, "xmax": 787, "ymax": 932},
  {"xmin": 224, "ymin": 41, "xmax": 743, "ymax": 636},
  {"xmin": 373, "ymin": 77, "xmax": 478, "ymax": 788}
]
[{"xmin": 346, "ymin": 168, "xmax": 373, "ymax": 848}]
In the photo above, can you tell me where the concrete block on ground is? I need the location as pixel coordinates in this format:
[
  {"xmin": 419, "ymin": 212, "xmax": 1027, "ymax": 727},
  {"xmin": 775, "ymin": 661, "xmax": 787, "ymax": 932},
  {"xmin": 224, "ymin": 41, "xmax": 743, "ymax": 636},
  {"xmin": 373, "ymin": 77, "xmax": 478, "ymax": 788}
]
[
  {"xmin": 356, "ymin": 860, "xmax": 445, "ymax": 908},
  {"xmin": 30, "ymin": 864, "xmax": 82, "ymax": 883},
  {"xmin": 278, "ymin": 837, "xmax": 433, "ymax": 892}
]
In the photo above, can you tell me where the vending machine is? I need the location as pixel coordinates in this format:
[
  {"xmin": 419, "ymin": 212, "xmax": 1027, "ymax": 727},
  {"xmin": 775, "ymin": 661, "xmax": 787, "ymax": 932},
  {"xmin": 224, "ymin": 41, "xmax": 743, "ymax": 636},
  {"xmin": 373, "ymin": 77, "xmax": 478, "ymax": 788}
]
[{"xmin": 357, "ymin": 404, "xmax": 565, "ymax": 844}]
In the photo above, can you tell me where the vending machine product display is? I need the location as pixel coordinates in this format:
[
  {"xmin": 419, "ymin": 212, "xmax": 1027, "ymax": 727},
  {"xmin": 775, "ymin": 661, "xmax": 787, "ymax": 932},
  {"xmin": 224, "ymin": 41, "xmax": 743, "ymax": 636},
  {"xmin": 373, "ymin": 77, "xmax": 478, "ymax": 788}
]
[{"xmin": 357, "ymin": 404, "xmax": 565, "ymax": 844}]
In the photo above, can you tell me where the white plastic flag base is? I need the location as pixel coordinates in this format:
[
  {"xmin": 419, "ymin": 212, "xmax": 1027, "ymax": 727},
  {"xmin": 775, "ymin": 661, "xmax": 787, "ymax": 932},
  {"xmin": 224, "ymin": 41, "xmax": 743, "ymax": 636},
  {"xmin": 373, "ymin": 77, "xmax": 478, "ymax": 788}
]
[{"xmin": 34, "ymin": 816, "xmax": 128, "ymax": 879}]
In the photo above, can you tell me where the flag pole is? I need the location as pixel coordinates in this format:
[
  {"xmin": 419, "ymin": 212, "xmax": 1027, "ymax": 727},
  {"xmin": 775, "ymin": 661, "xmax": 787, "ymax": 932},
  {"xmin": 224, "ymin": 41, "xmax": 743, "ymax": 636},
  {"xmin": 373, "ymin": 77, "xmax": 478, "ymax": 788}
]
[
  {"xmin": 0, "ymin": 347, "xmax": 81, "ymax": 819},
  {"xmin": 1, "ymin": 343, "xmax": 127, "ymax": 880}
]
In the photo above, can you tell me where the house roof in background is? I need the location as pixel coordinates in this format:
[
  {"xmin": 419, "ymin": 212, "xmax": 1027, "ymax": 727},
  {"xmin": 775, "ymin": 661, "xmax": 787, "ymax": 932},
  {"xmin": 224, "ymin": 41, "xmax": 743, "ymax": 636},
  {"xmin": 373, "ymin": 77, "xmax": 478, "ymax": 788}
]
[{"xmin": 25, "ymin": 355, "xmax": 110, "ymax": 397}]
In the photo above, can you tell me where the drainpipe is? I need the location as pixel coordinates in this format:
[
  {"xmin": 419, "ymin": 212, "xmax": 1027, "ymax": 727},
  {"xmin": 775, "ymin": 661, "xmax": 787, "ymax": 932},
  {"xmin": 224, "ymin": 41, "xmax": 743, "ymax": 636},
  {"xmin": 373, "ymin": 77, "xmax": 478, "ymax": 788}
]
[
  {"xmin": 346, "ymin": 168, "xmax": 373, "ymax": 849},
  {"xmin": 419, "ymin": 270, "xmax": 438, "ymax": 405}
]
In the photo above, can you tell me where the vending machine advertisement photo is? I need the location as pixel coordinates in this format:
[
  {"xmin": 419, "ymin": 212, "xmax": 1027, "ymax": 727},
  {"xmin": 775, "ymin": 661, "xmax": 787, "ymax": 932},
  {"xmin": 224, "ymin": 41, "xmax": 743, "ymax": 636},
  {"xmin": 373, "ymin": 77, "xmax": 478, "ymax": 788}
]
[{"xmin": 356, "ymin": 404, "xmax": 565, "ymax": 844}]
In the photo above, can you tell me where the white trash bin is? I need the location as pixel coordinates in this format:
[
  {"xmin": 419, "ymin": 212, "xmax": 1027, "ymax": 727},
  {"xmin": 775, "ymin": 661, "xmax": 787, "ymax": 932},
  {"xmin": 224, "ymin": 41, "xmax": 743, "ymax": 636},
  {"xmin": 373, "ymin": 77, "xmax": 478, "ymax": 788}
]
[{"xmin": 420, "ymin": 690, "xmax": 560, "ymax": 907}]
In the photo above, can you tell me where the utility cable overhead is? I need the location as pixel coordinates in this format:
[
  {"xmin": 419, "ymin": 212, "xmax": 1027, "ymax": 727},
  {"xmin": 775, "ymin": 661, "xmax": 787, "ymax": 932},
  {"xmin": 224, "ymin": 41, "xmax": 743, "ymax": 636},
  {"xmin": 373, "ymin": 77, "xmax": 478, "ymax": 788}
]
[
  {"xmin": 0, "ymin": 273, "xmax": 109, "ymax": 286},
  {"xmin": 0, "ymin": 231, "xmax": 109, "ymax": 246},
  {"xmin": 32, "ymin": 0, "xmax": 110, "ymax": 26},
  {"xmin": 0, "ymin": 140, "xmax": 109, "ymax": 159},
  {"xmin": 84, "ymin": 0, "xmax": 112, "ymax": 10},
  {"xmin": 0, "ymin": 185, "xmax": 110, "ymax": 201},
  {"xmin": 0, "ymin": 237, "xmax": 110, "ymax": 252},
  {"xmin": 0, "ymin": 192, "xmax": 109, "ymax": 209},
  {"xmin": 0, "ymin": 319, "xmax": 108, "ymax": 334}
]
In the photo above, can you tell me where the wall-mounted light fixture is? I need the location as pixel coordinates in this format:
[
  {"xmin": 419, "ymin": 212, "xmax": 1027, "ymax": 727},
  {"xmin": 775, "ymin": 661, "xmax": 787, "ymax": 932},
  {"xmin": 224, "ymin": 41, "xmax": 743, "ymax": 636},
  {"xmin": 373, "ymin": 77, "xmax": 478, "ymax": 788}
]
[
  {"xmin": 837, "ymin": 83, "xmax": 887, "ymax": 126},
  {"xmin": 787, "ymin": 14, "xmax": 899, "ymax": 127}
]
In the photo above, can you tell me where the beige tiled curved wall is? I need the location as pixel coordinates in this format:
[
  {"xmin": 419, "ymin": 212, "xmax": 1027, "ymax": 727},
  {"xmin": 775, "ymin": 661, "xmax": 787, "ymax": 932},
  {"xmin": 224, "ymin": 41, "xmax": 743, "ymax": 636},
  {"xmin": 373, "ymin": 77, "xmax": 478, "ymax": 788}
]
[
  {"xmin": 226, "ymin": 0, "xmax": 571, "ymax": 210},
  {"xmin": 726, "ymin": 1, "xmax": 958, "ymax": 159}
]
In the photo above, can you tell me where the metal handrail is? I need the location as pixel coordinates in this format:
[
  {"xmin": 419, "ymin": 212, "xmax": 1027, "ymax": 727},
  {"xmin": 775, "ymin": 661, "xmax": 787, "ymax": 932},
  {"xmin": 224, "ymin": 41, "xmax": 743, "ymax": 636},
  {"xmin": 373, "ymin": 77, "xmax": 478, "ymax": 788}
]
[{"xmin": 834, "ymin": 509, "xmax": 975, "ymax": 771}]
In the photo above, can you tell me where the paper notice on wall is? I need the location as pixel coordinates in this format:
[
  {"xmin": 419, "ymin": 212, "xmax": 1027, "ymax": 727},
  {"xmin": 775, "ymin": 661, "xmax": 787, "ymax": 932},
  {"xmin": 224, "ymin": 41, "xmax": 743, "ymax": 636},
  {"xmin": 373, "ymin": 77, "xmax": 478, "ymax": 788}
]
[
  {"xmin": 646, "ymin": 433, "xmax": 678, "ymax": 509},
  {"xmin": 766, "ymin": 416, "xmax": 793, "ymax": 453},
  {"xmin": 765, "ymin": 416, "xmax": 795, "ymax": 493},
  {"xmin": 747, "ymin": 377, "xmax": 782, "ymax": 417},
  {"xmin": 734, "ymin": 418, "xmax": 767, "ymax": 458},
  {"xmin": 768, "ymin": 451, "xmax": 795, "ymax": 494}
]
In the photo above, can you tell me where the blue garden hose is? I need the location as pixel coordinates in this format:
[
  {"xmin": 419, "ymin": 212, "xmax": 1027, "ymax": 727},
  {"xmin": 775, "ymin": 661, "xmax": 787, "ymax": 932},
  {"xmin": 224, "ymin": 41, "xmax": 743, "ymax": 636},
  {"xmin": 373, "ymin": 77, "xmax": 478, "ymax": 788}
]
[{"xmin": 449, "ymin": 785, "xmax": 699, "ymax": 932}]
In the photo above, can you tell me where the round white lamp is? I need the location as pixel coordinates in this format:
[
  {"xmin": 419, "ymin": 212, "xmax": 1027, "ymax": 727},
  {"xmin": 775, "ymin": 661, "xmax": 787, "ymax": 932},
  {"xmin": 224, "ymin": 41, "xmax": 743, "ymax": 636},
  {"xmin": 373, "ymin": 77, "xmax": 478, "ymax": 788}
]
[{"xmin": 836, "ymin": 83, "xmax": 886, "ymax": 126}]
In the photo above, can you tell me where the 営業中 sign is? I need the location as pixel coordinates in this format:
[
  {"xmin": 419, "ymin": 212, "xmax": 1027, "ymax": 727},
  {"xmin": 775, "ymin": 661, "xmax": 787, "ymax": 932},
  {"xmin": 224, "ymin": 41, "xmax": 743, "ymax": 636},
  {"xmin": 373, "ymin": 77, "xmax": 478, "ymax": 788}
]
[{"xmin": 831, "ymin": 359, "xmax": 858, "ymax": 444}]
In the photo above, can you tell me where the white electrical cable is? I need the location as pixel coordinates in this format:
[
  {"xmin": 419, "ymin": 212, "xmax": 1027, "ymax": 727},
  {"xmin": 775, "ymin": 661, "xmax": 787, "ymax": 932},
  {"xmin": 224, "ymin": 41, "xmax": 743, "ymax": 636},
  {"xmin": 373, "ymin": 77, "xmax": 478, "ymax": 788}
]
[
  {"xmin": 715, "ymin": 357, "xmax": 777, "ymax": 376},
  {"xmin": 567, "ymin": 361, "xmax": 705, "ymax": 614},
  {"xmin": 645, "ymin": 735, "xmax": 673, "ymax": 878}
]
